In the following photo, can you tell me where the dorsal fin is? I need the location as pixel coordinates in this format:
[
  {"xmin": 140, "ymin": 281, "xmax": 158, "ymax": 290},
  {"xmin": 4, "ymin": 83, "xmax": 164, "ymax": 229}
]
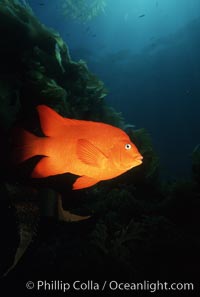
[{"xmin": 37, "ymin": 105, "xmax": 74, "ymax": 136}]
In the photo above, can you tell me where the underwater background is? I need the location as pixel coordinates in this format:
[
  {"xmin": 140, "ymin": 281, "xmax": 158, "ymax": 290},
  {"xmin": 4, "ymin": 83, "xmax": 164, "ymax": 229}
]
[
  {"xmin": 30, "ymin": 0, "xmax": 200, "ymax": 179},
  {"xmin": 0, "ymin": 0, "xmax": 200, "ymax": 295}
]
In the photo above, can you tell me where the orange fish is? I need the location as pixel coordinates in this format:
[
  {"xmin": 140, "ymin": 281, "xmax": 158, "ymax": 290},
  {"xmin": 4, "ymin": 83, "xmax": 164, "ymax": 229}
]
[{"xmin": 14, "ymin": 105, "xmax": 143, "ymax": 190}]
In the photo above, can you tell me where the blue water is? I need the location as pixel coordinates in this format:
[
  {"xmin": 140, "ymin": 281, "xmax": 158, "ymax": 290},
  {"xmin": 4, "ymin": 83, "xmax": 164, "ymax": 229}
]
[{"xmin": 26, "ymin": 0, "xmax": 200, "ymax": 178}]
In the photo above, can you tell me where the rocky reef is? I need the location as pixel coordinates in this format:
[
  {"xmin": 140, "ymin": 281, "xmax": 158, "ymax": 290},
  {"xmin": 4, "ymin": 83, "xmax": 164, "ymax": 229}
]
[
  {"xmin": 0, "ymin": 0, "xmax": 124, "ymax": 278},
  {"xmin": 0, "ymin": 1, "xmax": 200, "ymax": 293}
]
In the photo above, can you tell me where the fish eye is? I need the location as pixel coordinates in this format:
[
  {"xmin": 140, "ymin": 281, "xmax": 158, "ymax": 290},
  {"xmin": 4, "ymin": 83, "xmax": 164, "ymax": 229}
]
[{"xmin": 125, "ymin": 143, "xmax": 132, "ymax": 150}]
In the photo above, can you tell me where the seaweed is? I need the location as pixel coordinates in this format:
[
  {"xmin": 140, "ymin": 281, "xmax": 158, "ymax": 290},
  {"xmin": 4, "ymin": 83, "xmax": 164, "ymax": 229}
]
[{"xmin": 0, "ymin": 0, "xmax": 122, "ymax": 126}]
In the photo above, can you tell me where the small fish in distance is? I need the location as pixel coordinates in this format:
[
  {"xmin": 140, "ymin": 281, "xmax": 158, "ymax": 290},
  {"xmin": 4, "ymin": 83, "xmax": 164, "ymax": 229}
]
[{"xmin": 13, "ymin": 105, "xmax": 143, "ymax": 190}]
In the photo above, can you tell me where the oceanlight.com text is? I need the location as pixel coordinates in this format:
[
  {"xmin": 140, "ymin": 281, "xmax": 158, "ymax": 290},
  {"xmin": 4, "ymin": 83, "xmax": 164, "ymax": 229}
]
[{"xmin": 25, "ymin": 280, "xmax": 195, "ymax": 293}]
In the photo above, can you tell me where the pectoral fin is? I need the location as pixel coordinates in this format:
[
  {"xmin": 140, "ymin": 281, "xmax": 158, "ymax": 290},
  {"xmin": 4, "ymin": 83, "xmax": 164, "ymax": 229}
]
[
  {"xmin": 77, "ymin": 139, "xmax": 107, "ymax": 167},
  {"xmin": 73, "ymin": 176, "xmax": 99, "ymax": 190}
]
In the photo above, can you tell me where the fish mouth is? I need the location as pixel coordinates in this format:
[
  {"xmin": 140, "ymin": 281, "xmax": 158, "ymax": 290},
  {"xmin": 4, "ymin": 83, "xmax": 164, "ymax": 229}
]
[
  {"xmin": 135, "ymin": 155, "xmax": 143, "ymax": 166},
  {"xmin": 126, "ymin": 156, "xmax": 143, "ymax": 169},
  {"xmin": 135, "ymin": 159, "xmax": 143, "ymax": 166}
]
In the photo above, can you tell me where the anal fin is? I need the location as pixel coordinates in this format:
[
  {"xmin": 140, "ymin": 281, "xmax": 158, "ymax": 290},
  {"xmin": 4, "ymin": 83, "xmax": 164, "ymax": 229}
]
[
  {"xmin": 31, "ymin": 157, "xmax": 63, "ymax": 178},
  {"xmin": 73, "ymin": 176, "xmax": 99, "ymax": 190}
]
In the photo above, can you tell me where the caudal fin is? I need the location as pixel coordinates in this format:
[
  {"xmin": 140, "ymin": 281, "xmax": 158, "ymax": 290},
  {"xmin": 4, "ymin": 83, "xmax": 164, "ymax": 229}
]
[{"xmin": 12, "ymin": 128, "xmax": 43, "ymax": 164}]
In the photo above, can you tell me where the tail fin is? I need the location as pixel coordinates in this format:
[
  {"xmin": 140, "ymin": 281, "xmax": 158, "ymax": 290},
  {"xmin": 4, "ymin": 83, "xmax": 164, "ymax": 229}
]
[{"xmin": 12, "ymin": 128, "xmax": 43, "ymax": 164}]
